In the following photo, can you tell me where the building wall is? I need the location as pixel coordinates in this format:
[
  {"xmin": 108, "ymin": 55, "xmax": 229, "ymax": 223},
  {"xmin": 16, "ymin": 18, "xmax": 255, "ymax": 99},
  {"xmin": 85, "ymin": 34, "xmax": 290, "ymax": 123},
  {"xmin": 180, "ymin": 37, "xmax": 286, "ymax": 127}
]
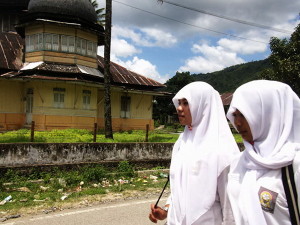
[
  {"xmin": 28, "ymin": 81, "xmax": 98, "ymax": 130},
  {"xmin": 0, "ymin": 80, "xmax": 155, "ymax": 131},
  {"xmin": 97, "ymin": 90, "xmax": 155, "ymax": 131},
  {"xmin": 0, "ymin": 80, "xmax": 25, "ymax": 130}
]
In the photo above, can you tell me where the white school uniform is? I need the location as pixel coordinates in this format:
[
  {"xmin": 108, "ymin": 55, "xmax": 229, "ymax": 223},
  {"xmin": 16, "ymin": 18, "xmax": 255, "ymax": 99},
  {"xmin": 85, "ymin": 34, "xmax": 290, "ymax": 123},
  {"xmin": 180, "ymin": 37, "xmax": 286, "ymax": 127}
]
[
  {"xmin": 226, "ymin": 80, "xmax": 300, "ymax": 225},
  {"xmin": 166, "ymin": 82, "xmax": 239, "ymax": 225}
]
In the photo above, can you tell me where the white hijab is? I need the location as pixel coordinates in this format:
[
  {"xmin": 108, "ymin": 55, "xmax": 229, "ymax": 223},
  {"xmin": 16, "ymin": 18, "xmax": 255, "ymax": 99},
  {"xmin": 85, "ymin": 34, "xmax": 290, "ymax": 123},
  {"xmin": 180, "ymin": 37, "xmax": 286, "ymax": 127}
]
[
  {"xmin": 226, "ymin": 80, "xmax": 300, "ymax": 225},
  {"xmin": 169, "ymin": 82, "xmax": 239, "ymax": 225}
]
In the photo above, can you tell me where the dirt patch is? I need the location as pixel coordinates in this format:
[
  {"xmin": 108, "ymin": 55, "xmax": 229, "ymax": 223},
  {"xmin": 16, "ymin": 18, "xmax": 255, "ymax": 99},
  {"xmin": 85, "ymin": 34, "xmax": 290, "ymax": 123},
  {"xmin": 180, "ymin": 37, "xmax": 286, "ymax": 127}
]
[{"xmin": 0, "ymin": 188, "xmax": 170, "ymax": 222}]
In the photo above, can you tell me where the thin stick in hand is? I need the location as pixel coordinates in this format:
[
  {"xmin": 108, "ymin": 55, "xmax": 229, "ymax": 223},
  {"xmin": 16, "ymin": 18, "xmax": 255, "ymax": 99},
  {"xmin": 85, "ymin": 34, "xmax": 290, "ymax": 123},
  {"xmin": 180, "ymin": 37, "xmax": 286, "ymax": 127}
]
[{"xmin": 154, "ymin": 175, "xmax": 169, "ymax": 208}]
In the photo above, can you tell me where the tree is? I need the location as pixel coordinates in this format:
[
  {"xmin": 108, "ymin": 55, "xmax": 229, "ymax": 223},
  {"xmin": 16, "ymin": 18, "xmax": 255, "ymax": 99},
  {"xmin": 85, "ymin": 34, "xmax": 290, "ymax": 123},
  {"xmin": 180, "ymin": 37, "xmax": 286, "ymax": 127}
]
[
  {"xmin": 261, "ymin": 21, "xmax": 300, "ymax": 96},
  {"xmin": 89, "ymin": 0, "xmax": 106, "ymax": 26},
  {"xmin": 164, "ymin": 71, "xmax": 196, "ymax": 93},
  {"xmin": 153, "ymin": 72, "xmax": 195, "ymax": 125}
]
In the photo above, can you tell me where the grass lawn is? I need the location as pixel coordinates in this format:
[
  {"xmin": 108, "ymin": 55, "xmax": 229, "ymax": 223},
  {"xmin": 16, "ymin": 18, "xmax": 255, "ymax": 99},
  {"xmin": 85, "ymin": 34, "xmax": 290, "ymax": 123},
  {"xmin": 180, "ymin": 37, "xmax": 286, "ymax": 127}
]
[{"xmin": 0, "ymin": 128, "xmax": 242, "ymax": 143}]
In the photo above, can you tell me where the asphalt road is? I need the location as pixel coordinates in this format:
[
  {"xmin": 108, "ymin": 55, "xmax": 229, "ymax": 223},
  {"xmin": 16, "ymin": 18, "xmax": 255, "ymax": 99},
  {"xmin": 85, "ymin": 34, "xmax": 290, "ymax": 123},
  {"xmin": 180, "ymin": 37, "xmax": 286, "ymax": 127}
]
[{"xmin": 1, "ymin": 197, "xmax": 168, "ymax": 225}]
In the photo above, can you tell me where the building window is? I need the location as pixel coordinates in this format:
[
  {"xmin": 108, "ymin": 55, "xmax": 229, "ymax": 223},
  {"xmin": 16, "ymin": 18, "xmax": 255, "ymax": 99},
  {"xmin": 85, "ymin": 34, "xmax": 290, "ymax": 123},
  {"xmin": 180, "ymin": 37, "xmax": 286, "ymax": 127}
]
[
  {"xmin": 26, "ymin": 34, "xmax": 43, "ymax": 52},
  {"xmin": 61, "ymin": 35, "xmax": 68, "ymax": 52},
  {"xmin": 52, "ymin": 34, "xmax": 59, "ymax": 51},
  {"xmin": 26, "ymin": 35, "xmax": 34, "ymax": 52},
  {"xmin": 93, "ymin": 43, "xmax": 97, "ymax": 57},
  {"xmin": 82, "ymin": 90, "xmax": 91, "ymax": 110},
  {"xmin": 38, "ymin": 34, "xmax": 43, "ymax": 50},
  {"xmin": 53, "ymin": 88, "xmax": 65, "ymax": 108},
  {"xmin": 25, "ymin": 33, "xmax": 97, "ymax": 57},
  {"xmin": 68, "ymin": 36, "xmax": 75, "ymax": 53},
  {"xmin": 61, "ymin": 35, "xmax": 76, "ymax": 53},
  {"xmin": 120, "ymin": 96, "xmax": 131, "ymax": 118},
  {"xmin": 81, "ymin": 39, "xmax": 87, "ymax": 55},
  {"xmin": 76, "ymin": 38, "xmax": 81, "ymax": 54},
  {"xmin": 33, "ymin": 34, "xmax": 39, "ymax": 51},
  {"xmin": 44, "ymin": 33, "xmax": 52, "ymax": 50},
  {"xmin": 87, "ymin": 41, "xmax": 93, "ymax": 56}
]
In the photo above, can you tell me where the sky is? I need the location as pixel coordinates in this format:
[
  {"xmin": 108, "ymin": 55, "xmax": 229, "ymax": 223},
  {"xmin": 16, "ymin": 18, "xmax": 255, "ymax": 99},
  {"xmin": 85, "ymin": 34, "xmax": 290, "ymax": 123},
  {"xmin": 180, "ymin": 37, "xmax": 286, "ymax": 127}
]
[{"xmin": 96, "ymin": 0, "xmax": 300, "ymax": 84}]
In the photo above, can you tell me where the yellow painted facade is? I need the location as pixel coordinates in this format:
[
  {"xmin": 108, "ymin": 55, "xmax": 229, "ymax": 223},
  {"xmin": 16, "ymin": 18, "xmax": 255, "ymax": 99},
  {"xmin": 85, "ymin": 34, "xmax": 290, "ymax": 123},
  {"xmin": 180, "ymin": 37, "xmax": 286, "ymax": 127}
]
[
  {"xmin": 0, "ymin": 80, "xmax": 25, "ymax": 130},
  {"xmin": 97, "ymin": 90, "xmax": 154, "ymax": 131},
  {"xmin": 0, "ymin": 80, "xmax": 155, "ymax": 131}
]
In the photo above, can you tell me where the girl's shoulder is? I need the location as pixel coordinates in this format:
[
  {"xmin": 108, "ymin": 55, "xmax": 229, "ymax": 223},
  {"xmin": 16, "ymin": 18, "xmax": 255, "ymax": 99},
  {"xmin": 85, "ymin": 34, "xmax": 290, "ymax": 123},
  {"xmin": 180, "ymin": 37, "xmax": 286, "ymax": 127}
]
[{"xmin": 293, "ymin": 151, "xmax": 300, "ymax": 173}]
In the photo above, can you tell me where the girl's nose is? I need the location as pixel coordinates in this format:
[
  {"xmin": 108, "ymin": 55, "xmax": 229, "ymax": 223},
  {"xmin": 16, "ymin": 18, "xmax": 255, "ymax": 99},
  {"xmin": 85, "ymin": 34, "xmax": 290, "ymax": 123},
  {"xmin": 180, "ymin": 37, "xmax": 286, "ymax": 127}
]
[
  {"xmin": 177, "ymin": 105, "xmax": 183, "ymax": 111},
  {"xmin": 234, "ymin": 117, "xmax": 242, "ymax": 127}
]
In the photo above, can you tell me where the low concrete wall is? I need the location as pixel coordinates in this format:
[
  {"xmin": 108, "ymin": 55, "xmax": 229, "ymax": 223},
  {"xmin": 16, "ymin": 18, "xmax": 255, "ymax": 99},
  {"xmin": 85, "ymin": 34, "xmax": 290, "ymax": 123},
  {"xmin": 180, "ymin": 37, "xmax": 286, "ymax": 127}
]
[
  {"xmin": 0, "ymin": 143, "xmax": 174, "ymax": 168},
  {"xmin": 0, "ymin": 142, "xmax": 245, "ymax": 168}
]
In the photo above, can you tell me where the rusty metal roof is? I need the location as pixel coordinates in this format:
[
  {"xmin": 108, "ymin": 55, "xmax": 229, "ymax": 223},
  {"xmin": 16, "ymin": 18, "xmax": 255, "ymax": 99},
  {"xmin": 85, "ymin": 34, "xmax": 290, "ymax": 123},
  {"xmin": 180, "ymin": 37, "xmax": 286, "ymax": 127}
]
[
  {"xmin": 0, "ymin": 32, "xmax": 165, "ymax": 89},
  {"xmin": 97, "ymin": 56, "xmax": 165, "ymax": 88},
  {"xmin": 0, "ymin": 32, "xmax": 24, "ymax": 71},
  {"xmin": 220, "ymin": 92, "xmax": 233, "ymax": 106}
]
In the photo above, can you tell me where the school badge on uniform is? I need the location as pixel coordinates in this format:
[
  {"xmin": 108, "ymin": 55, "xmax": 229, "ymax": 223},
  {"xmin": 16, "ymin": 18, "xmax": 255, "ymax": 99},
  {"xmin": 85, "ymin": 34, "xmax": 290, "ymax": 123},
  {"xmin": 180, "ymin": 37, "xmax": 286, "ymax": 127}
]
[{"xmin": 258, "ymin": 186, "xmax": 278, "ymax": 213}]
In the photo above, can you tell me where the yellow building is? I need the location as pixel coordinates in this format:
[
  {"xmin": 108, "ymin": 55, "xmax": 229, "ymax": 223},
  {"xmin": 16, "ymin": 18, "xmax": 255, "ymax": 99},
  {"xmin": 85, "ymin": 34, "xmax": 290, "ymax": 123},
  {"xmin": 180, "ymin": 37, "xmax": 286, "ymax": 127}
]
[{"xmin": 0, "ymin": 0, "xmax": 165, "ymax": 131}]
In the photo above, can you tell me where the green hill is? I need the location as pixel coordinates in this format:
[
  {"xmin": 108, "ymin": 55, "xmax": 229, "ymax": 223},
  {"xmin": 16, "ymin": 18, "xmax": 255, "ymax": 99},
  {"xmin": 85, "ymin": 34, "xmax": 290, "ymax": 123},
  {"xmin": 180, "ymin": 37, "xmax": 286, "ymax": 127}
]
[{"xmin": 192, "ymin": 58, "xmax": 271, "ymax": 93}]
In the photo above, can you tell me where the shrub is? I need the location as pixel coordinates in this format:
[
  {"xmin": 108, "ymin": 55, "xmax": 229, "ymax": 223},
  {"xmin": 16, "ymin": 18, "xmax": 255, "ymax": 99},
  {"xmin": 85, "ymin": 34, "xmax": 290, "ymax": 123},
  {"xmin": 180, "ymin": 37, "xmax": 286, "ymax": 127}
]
[
  {"xmin": 117, "ymin": 161, "xmax": 135, "ymax": 178},
  {"xmin": 81, "ymin": 166, "xmax": 108, "ymax": 182}
]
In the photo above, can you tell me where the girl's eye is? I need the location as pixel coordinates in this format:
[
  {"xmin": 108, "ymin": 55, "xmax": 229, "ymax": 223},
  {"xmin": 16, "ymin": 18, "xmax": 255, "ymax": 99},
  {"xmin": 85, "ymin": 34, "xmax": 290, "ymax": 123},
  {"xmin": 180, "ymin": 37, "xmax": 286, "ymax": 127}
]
[{"xmin": 232, "ymin": 113, "xmax": 236, "ymax": 117}]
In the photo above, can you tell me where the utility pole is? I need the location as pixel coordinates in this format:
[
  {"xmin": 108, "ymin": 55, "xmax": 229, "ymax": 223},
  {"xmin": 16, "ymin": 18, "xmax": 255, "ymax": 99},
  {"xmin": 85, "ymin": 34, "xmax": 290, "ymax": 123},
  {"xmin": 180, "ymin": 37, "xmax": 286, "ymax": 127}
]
[{"xmin": 104, "ymin": 0, "xmax": 113, "ymax": 139}]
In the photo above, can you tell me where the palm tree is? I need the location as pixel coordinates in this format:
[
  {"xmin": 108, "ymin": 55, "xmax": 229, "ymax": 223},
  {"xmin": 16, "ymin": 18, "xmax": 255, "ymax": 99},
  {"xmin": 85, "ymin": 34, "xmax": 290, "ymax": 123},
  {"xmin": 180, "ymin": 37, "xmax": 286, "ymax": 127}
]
[{"xmin": 89, "ymin": 0, "xmax": 106, "ymax": 26}]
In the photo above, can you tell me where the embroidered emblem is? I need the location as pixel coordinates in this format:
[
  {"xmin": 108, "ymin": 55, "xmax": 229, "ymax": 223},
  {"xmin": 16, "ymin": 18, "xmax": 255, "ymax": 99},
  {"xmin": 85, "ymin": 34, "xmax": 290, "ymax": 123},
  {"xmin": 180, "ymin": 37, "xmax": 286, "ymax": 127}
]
[{"xmin": 258, "ymin": 186, "xmax": 278, "ymax": 214}]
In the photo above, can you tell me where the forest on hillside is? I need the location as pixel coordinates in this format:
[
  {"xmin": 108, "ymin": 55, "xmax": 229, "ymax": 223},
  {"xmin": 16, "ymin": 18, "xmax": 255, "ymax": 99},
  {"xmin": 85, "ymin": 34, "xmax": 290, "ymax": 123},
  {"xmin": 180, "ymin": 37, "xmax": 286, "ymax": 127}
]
[
  {"xmin": 153, "ymin": 58, "xmax": 271, "ymax": 125},
  {"xmin": 192, "ymin": 58, "xmax": 271, "ymax": 93}
]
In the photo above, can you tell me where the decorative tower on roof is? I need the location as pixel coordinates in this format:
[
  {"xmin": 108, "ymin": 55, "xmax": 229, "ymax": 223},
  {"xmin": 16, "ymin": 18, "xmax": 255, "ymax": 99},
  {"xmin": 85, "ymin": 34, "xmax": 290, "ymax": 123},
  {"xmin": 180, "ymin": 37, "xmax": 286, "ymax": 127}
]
[{"xmin": 15, "ymin": 0, "xmax": 105, "ymax": 70}]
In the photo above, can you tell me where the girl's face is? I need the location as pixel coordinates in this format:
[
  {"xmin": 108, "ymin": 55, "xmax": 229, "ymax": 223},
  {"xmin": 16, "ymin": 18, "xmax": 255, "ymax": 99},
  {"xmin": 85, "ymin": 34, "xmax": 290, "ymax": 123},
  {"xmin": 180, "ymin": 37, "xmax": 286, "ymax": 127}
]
[
  {"xmin": 232, "ymin": 109, "xmax": 253, "ymax": 143},
  {"xmin": 177, "ymin": 98, "xmax": 192, "ymax": 126}
]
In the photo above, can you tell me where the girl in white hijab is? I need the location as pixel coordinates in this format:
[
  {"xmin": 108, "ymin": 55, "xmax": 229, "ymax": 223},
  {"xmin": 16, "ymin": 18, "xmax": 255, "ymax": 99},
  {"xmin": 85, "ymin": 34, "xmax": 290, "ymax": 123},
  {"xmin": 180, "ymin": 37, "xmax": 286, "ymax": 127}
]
[
  {"xmin": 226, "ymin": 80, "xmax": 300, "ymax": 225},
  {"xmin": 149, "ymin": 82, "xmax": 239, "ymax": 225}
]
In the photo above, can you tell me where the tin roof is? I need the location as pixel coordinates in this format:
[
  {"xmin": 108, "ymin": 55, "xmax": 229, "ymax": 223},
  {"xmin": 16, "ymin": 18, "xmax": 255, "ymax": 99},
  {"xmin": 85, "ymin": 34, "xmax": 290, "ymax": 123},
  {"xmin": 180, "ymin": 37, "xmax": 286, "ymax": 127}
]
[
  {"xmin": 220, "ymin": 92, "xmax": 233, "ymax": 106},
  {"xmin": 0, "ymin": 32, "xmax": 165, "ymax": 89},
  {"xmin": 0, "ymin": 32, "xmax": 24, "ymax": 71},
  {"xmin": 97, "ymin": 56, "xmax": 165, "ymax": 88}
]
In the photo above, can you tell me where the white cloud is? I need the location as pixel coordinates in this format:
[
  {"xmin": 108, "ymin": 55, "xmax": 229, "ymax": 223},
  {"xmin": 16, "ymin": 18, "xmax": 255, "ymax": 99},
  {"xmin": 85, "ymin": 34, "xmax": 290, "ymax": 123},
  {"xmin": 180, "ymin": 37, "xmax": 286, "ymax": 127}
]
[
  {"xmin": 112, "ymin": 25, "xmax": 177, "ymax": 48},
  {"xmin": 124, "ymin": 56, "xmax": 167, "ymax": 83},
  {"xmin": 140, "ymin": 28, "xmax": 177, "ymax": 47},
  {"xmin": 112, "ymin": 26, "xmax": 149, "ymax": 46},
  {"xmin": 111, "ymin": 38, "xmax": 141, "ymax": 57},
  {"xmin": 179, "ymin": 43, "xmax": 245, "ymax": 73},
  {"xmin": 218, "ymin": 38, "xmax": 267, "ymax": 55},
  {"xmin": 97, "ymin": 36, "xmax": 141, "ymax": 58}
]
